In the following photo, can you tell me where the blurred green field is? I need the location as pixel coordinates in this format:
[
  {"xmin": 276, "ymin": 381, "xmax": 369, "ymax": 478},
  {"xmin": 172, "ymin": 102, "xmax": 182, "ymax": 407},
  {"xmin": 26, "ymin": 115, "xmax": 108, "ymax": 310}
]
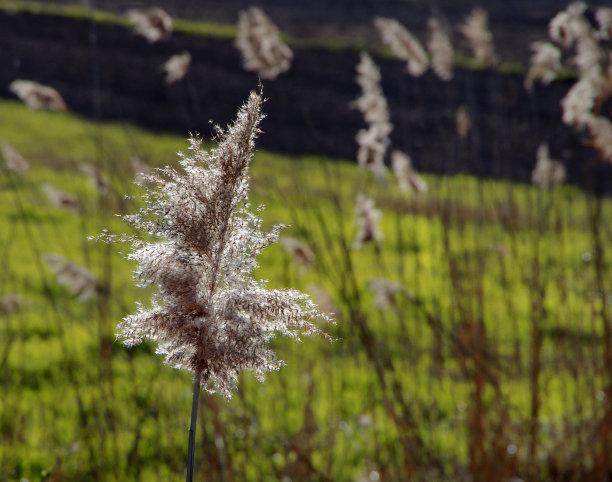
[{"xmin": 1, "ymin": 99, "xmax": 611, "ymax": 481}]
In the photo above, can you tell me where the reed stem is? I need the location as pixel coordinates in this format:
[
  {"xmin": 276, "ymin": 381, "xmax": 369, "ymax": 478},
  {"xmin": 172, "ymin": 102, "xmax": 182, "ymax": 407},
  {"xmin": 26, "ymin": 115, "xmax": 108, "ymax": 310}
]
[{"xmin": 186, "ymin": 374, "xmax": 201, "ymax": 482}]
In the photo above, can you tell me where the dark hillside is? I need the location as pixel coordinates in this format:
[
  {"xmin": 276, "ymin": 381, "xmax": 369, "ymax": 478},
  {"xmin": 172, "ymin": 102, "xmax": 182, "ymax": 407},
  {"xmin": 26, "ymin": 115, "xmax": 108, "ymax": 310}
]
[{"xmin": 0, "ymin": 9, "xmax": 609, "ymax": 190}]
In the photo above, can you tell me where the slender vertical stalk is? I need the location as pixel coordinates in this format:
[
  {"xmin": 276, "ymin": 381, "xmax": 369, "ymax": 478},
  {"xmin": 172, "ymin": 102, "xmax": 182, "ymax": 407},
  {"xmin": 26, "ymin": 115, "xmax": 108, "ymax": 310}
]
[{"xmin": 186, "ymin": 374, "xmax": 201, "ymax": 482}]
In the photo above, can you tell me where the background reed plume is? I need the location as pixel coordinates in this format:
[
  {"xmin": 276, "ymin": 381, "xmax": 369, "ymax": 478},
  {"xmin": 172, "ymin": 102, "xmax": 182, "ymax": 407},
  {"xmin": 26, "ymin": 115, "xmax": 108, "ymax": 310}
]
[
  {"xmin": 236, "ymin": 7, "xmax": 293, "ymax": 80},
  {"xmin": 97, "ymin": 90, "xmax": 329, "ymax": 397}
]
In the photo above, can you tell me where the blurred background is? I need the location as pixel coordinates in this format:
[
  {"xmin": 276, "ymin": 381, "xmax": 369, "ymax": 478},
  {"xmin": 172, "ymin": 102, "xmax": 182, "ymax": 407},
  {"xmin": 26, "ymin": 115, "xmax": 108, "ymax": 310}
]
[{"xmin": 1, "ymin": 1, "xmax": 612, "ymax": 480}]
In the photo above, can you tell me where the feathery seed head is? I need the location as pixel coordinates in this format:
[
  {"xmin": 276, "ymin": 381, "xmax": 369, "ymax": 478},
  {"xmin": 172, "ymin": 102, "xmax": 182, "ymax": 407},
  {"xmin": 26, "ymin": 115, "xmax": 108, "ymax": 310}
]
[
  {"xmin": 43, "ymin": 254, "xmax": 98, "ymax": 301},
  {"xmin": 353, "ymin": 53, "xmax": 392, "ymax": 182},
  {"xmin": 2, "ymin": 141, "xmax": 29, "ymax": 176},
  {"xmin": 98, "ymin": 91, "xmax": 330, "ymax": 397},
  {"xmin": 391, "ymin": 150, "xmax": 428, "ymax": 194},
  {"xmin": 375, "ymin": 17, "xmax": 429, "ymax": 77},
  {"xmin": 427, "ymin": 18, "xmax": 454, "ymax": 81},
  {"xmin": 127, "ymin": 7, "xmax": 172, "ymax": 43},
  {"xmin": 459, "ymin": 8, "xmax": 498, "ymax": 67},
  {"xmin": 353, "ymin": 194, "xmax": 382, "ymax": 249},
  {"xmin": 42, "ymin": 183, "xmax": 82, "ymax": 214},
  {"xmin": 9, "ymin": 80, "xmax": 66, "ymax": 111},
  {"xmin": 163, "ymin": 51, "xmax": 191, "ymax": 84},
  {"xmin": 236, "ymin": 7, "xmax": 293, "ymax": 80},
  {"xmin": 531, "ymin": 143, "xmax": 566, "ymax": 189},
  {"xmin": 525, "ymin": 41, "xmax": 561, "ymax": 90}
]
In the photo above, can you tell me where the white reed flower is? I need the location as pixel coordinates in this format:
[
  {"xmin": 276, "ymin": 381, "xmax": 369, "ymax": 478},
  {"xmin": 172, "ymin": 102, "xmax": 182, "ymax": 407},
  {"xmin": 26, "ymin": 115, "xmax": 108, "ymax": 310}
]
[
  {"xmin": 127, "ymin": 7, "xmax": 172, "ymax": 43},
  {"xmin": 163, "ymin": 51, "xmax": 191, "ymax": 84},
  {"xmin": 427, "ymin": 18, "xmax": 453, "ymax": 81},
  {"xmin": 531, "ymin": 143, "xmax": 566, "ymax": 189},
  {"xmin": 455, "ymin": 105, "xmax": 471, "ymax": 140},
  {"xmin": 353, "ymin": 53, "xmax": 392, "ymax": 181},
  {"xmin": 1, "ymin": 141, "xmax": 29, "ymax": 176},
  {"xmin": 459, "ymin": 8, "xmax": 498, "ymax": 66},
  {"xmin": 595, "ymin": 7, "xmax": 612, "ymax": 40},
  {"xmin": 43, "ymin": 254, "xmax": 98, "ymax": 301},
  {"xmin": 584, "ymin": 116, "xmax": 612, "ymax": 164},
  {"xmin": 9, "ymin": 80, "xmax": 66, "ymax": 111},
  {"xmin": 96, "ymin": 91, "xmax": 329, "ymax": 397},
  {"xmin": 42, "ymin": 183, "xmax": 82, "ymax": 214},
  {"xmin": 374, "ymin": 17, "xmax": 429, "ymax": 77},
  {"xmin": 235, "ymin": 7, "xmax": 293, "ymax": 80},
  {"xmin": 524, "ymin": 41, "xmax": 561, "ymax": 90},
  {"xmin": 560, "ymin": 74, "xmax": 608, "ymax": 127},
  {"xmin": 353, "ymin": 194, "xmax": 382, "ymax": 249},
  {"xmin": 549, "ymin": 2, "xmax": 588, "ymax": 48},
  {"xmin": 391, "ymin": 150, "xmax": 428, "ymax": 193}
]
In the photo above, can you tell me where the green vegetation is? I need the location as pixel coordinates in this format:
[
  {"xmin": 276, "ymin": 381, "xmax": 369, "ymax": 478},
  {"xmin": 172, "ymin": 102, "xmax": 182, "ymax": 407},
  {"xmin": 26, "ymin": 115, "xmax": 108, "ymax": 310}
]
[{"xmin": 1, "ymin": 98, "xmax": 610, "ymax": 480}]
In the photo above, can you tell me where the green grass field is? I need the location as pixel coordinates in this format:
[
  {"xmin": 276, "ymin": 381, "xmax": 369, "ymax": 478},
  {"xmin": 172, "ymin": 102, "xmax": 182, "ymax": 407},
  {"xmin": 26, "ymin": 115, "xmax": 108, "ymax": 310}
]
[{"xmin": 1, "ymin": 98, "xmax": 611, "ymax": 481}]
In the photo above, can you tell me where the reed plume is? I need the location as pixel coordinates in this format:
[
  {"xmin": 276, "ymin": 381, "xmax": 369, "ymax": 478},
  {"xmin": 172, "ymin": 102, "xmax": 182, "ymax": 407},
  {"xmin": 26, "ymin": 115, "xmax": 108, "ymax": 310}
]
[
  {"xmin": 235, "ymin": 7, "xmax": 293, "ymax": 80},
  {"xmin": 1, "ymin": 141, "xmax": 29, "ymax": 176},
  {"xmin": 353, "ymin": 194, "xmax": 382, "ymax": 249},
  {"xmin": 524, "ymin": 41, "xmax": 561, "ymax": 90},
  {"xmin": 427, "ymin": 17, "xmax": 454, "ymax": 81},
  {"xmin": 353, "ymin": 53, "xmax": 392, "ymax": 183},
  {"xmin": 595, "ymin": 7, "xmax": 612, "ymax": 40},
  {"xmin": 374, "ymin": 17, "xmax": 429, "ymax": 77},
  {"xmin": 42, "ymin": 183, "xmax": 82, "ymax": 214},
  {"xmin": 9, "ymin": 80, "xmax": 66, "ymax": 111},
  {"xmin": 127, "ymin": 7, "xmax": 172, "ymax": 43},
  {"xmin": 163, "ymin": 52, "xmax": 191, "ymax": 84},
  {"xmin": 459, "ymin": 8, "xmax": 498, "ymax": 67},
  {"xmin": 43, "ymin": 254, "xmax": 98, "ymax": 301},
  {"xmin": 95, "ymin": 90, "xmax": 330, "ymax": 397},
  {"xmin": 391, "ymin": 150, "xmax": 428, "ymax": 193},
  {"xmin": 550, "ymin": 3, "xmax": 612, "ymax": 164},
  {"xmin": 531, "ymin": 143, "xmax": 566, "ymax": 189}
]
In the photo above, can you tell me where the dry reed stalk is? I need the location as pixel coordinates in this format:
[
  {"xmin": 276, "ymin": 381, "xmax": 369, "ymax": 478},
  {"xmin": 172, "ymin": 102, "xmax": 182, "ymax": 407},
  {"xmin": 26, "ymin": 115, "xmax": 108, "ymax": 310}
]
[
  {"xmin": 235, "ymin": 7, "xmax": 293, "ymax": 80},
  {"xmin": 163, "ymin": 52, "xmax": 191, "ymax": 84},
  {"xmin": 1, "ymin": 141, "xmax": 29, "ymax": 176},
  {"xmin": 127, "ymin": 7, "xmax": 172, "ymax": 43},
  {"xmin": 9, "ymin": 80, "xmax": 66, "ymax": 111},
  {"xmin": 459, "ymin": 8, "xmax": 498, "ymax": 67}
]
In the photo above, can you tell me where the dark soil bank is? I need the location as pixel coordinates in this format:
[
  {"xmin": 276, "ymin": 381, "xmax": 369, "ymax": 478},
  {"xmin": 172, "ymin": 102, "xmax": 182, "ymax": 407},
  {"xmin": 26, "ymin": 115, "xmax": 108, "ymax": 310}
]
[{"xmin": 0, "ymin": 10, "xmax": 609, "ymax": 190}]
